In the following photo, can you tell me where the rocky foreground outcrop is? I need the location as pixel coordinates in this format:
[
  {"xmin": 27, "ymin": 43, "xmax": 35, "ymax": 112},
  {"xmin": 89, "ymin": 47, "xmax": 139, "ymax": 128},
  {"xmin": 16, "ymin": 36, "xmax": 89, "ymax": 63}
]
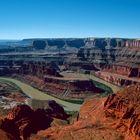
[
  {"xmin": 31, "ymin": 85, "xmax": 140, "ymax": 140},
  {"xmin": 1, "ymin": 85, "xmax": 140, "ymax": 140},
  {"xmin": 0, "ymin": 100, "xmax": 69, "ymax": 140}
]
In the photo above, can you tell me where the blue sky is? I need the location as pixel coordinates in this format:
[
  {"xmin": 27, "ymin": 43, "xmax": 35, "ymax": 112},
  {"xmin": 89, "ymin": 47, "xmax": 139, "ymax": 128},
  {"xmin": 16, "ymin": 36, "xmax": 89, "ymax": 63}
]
[{"xmin": 0, "ymin": 0, "xmax": 140, "ymax": 39}]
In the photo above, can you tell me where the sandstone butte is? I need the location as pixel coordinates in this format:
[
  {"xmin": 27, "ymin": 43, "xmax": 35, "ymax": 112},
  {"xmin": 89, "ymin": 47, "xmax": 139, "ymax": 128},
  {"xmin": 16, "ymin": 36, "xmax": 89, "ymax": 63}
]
[{"xmin": 0, "ymin": 85, "xmax": 140, "ymax": 140}]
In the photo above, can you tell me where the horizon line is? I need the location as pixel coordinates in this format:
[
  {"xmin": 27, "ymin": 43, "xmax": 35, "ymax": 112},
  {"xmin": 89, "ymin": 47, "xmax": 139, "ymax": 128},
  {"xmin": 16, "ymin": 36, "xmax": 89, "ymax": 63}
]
[{"xmin": 0, "ymin": 36, "xmax": 140, "ymax": 40}]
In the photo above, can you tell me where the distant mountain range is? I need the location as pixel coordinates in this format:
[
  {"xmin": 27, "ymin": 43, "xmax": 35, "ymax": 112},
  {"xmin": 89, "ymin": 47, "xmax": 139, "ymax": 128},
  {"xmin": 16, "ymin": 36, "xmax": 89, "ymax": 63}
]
[{"xmin": 0, "ymin": 38, "xmax": 139, "ymax": 51}]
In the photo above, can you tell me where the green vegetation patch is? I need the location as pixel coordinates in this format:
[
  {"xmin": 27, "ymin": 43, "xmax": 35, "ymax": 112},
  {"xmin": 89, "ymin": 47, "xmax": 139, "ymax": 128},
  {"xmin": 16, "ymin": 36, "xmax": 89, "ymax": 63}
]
[
  {"xmin": 92, "ymin": 80, "xmax": 113, "ymax": 97},
  {"xmin": 62, "ymin": 98, "xmax": 84, "ymax": 104}
]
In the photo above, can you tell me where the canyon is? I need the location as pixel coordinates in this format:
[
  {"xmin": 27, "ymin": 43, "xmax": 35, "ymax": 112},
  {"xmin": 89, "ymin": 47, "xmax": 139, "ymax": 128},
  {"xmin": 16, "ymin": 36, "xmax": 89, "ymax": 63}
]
[
  {"xmin": 0, "ymin": 37, "xmax": 140, "ymax": 139},
  {"xmin": 1, "ymin": 38, "xmax": 140, "ymax": 87}
]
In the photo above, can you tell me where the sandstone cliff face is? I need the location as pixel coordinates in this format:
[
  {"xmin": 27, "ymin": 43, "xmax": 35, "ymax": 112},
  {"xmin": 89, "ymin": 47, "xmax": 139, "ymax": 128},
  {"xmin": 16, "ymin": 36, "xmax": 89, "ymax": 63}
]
[
  {"xmin": 76, "ymin": 38, "xmax": 140, "ymax": 66},
  {"xmin": 77, "ymin": 40, "xmax": 140, "ymax": 86},
  {"xmin": 77, "ymin": 47, "xmax": 140, "ymax": 65},
  {"xmin": 20, "ymin": 62, "xmax": 61, "ymax": 78},
  {"xmin": 104, "ymin": 85, "xmax": 140, "ymax": 139},
  {"xmin": 101, "ymin": 65, "xmax": 140, "ymax": 77},
  {"xmin": 95, "ymin": 71, "xmax": 140, "ymax": 86}
]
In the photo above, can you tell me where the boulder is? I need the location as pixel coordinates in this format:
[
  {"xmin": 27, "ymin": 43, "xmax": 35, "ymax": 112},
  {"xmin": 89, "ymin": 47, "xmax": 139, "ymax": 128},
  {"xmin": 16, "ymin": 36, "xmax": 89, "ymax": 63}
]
[{"xmin": 44, "ymin": 100, "xmax": 69, "ymax": 120}]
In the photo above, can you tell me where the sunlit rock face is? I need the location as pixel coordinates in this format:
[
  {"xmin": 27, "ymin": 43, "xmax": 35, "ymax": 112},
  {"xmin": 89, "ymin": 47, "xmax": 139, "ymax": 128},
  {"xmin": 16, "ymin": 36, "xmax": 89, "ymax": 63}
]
[{"xmin": 104, "ymin": 85, "xmax": 140, "ymax": 139}]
